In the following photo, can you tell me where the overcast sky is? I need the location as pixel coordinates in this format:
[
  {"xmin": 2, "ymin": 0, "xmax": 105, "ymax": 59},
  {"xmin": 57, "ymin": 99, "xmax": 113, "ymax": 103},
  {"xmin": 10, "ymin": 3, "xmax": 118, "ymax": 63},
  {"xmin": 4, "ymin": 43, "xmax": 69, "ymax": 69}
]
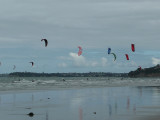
[{"xmin": 0, "ymin": 0, "xmax": 160, "ymax": 73}]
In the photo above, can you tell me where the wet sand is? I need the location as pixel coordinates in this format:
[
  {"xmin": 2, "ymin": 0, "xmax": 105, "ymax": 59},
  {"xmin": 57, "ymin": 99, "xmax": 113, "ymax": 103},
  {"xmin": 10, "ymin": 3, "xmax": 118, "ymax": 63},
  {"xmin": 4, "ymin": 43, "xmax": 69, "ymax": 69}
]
[{"xmin": 0, "ymin": 86, "xmax": 160, "ymax": 120}]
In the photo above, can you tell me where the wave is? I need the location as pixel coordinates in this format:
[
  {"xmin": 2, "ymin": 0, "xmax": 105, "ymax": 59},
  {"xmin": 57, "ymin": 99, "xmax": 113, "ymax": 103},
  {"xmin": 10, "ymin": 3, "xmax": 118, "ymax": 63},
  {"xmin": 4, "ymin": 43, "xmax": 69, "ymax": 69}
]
[{"xmin": 0, "ymin": 77, "xmax": 160, "ymax": 91}]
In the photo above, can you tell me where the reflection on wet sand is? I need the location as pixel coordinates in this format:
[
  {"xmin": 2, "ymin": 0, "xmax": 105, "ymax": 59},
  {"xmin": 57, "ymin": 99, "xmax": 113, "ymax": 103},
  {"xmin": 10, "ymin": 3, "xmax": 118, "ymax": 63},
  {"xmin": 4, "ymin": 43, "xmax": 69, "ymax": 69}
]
[
  {"xmin": 79, "ymin": 107, "xmax": 83, "ymax": 120},
  {"xmin": 0, "ymin": 86, "xmax": 160, "ymax": 120}
]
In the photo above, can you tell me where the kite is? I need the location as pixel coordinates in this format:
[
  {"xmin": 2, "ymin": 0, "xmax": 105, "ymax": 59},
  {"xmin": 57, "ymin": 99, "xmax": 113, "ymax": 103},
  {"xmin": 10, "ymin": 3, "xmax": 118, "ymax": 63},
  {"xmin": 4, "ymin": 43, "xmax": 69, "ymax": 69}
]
[
  {"xmin": 41, "ymin": 39, "xmax": 48, "ymax": 47},
  {"xmin": 78, "ymin": 46, "xmax": 82, "ymax": 56},
  {"xmin": 111, "ymin": 53, "xmax": 116, "ymax": 61},
  {"xmin": 108, "ymin": 48, "xmax": 111, "ymax": 54},
  {"xmin": 29, "ymin": 62, "xmax": 34, "ymax": 67},
  {"xmin": 78, "ymin": 46, "xmax": 82, "ymax": 51},
  {"xmin": 138, "ymin": 66, "xmax": 142, "ymax": 70},
  {"xmin": 13, "ymin": 65, "xmax": 16, "ymax": 70},
  {"xmin": 131, "ymin": 44, "xmax": 135, "ymax": 52},
  {"xmin": 78, "ymin": 51, "xmax": 82, "ymax": 56},
  {"xmin": 125, "ymin": 54, "xmax": 129, "ymax": 60}
]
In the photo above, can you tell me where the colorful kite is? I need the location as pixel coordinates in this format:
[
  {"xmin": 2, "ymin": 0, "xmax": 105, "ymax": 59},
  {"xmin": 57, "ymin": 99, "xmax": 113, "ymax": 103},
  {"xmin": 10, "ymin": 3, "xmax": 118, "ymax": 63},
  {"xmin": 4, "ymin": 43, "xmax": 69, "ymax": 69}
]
[
  {"xmin": 108, "ymin": 48, "xmax": 111, "ymax": 54},
  {"xmin": 78, "ymin": 46, "xmax": 82, "ymax": 56},
  {"xmin": 131, "ymin": 44, "xmax": 135, "ymax": 52},
  {"xmin": 125, "ymin": 54, "xmax": 129, "ymax": 60}
]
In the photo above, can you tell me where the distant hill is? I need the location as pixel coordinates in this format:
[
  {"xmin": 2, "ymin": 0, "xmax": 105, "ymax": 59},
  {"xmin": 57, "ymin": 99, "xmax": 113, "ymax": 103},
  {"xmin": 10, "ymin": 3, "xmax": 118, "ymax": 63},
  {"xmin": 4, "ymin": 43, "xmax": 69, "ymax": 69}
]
[
  {"xmin": 8, "ymin": 72, "xmax": 128, "ymax": 77},
  {"xmin": 128, "ymin": 64, "xmax": 160, "ymax": 77},
  {"xmin": 2, "ymin": 65, "xmax": 160, "ymax": 78}
]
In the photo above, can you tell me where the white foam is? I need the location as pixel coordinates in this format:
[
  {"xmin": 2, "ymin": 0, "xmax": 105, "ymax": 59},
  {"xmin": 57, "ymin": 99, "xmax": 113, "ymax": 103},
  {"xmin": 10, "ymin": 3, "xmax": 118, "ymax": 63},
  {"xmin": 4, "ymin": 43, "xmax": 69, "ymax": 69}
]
[{"xmin": 0, "ymin": 77, "xmax": 160, "ymax": 91}]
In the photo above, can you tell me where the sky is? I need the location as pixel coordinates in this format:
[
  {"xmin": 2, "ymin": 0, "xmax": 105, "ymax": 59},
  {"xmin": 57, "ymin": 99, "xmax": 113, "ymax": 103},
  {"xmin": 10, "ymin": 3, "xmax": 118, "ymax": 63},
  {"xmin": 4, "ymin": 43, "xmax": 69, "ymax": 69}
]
[{"xmin": 0, "ymin": 0, "xmax": 160, "ymax": 73}]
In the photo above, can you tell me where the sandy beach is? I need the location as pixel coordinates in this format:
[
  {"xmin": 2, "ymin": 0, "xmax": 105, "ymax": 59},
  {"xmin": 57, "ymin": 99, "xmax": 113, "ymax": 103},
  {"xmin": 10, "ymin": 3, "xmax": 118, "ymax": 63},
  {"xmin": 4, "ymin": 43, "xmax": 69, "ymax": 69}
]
[{"xmin": 0, "ymin": 85, "xmax": 160, "ymax": 120}]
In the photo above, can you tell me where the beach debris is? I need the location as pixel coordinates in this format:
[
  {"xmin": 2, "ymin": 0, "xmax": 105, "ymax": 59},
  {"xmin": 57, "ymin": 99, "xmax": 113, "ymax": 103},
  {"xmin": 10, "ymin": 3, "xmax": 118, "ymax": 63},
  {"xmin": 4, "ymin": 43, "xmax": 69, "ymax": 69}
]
[
  {"xmin": 78, "ymin": 46, "xmax": 82, "ymax": 56},
  {"xmin": 27, "ymin": 112, "xmax": 34, "ymax": 117},
  {"xmin": 41, "ymin": 39, "xmax": 48, "ymax": 47},
  {"xmin": 93, "ymin": 112, "xmax": 96, "ymax": 114},
  {"xmin": 29, "ymin": 62, "xmax": 34, "ymax": 67}
]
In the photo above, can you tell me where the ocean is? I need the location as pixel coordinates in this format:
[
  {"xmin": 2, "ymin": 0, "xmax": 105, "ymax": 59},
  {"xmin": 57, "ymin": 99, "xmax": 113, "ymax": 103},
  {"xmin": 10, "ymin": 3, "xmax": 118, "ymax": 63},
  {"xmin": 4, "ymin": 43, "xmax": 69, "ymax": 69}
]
[
  {"xmin": 0, "ymin": 77, "xmax": 160, "ymax": 120},
  {"xmin": 0, "ymin": 77, "xmax": 160, "ymax": 91}
]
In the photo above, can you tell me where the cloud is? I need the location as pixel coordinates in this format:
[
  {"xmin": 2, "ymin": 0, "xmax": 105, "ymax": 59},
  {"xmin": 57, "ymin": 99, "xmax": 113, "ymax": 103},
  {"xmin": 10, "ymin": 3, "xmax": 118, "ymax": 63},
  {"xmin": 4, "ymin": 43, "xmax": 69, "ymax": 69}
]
[
  {"xmin": 91, "ymin": 61, "xmax": 99, "ymax": 67},
  {"xmin": 58, "ymin": 63, "xmax": 67, "ymax": 68},
  {"xmin": 59, "ymin": 53, "xmax": 109, "ymax": 68},
  {"xmin": 1, "ymin": 0, "xmax": 160, "ymax": 49},
  {"xmin": 69, "ymin": 52, "xmax": 101, "ymax": 67},
  {"xmin": 58, "ymin": 56, "xmax": 70, "ymax": 60},
  {"xmin": 152, "ymin": 57, "xmax": 160, "ymax": 65},
  {"xmin": 1, "ymin": 0, "xmax": 160, "ymax": 73},
  {"xmin": 116, "ymin": 60, "xmax": 137, "ymax": 67},
  {"xmin": 101, "ymin": 57, "xmax": 108, "ymax": 67},
  {"xmin": 69, "ymin": 52, "xmax": 89, "ymax": 67},
  {"xmin": 137, "ymin": 50, "xmax": 160, "ymax": 56}
]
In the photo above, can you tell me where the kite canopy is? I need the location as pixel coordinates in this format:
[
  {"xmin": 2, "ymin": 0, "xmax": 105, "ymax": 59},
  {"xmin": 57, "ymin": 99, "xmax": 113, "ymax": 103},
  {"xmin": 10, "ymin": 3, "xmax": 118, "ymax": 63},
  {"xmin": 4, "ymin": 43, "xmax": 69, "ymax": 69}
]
[
  {"xmin": 41, "ymin": 39, "xmax": 48, "ymax": 47},
  {"xmin": 29, "ymin": 62, "xmax": 34, "ymax": 67},
  {"xmin": 78, "ymin": 46, "xmax": 82, "ymax": 51},
  {"xmin": 78, "ymin": 51, "xmax": 82, "ymax": 56},
  {"xmin": 13, "ymin": 65, "xmax": 16, "ymax": 70},
  {"xmin": 108, "ymin": 48, "xmax": 111, "ymax": 54},
  {"xmin": 131, "ymin": 44, "xmax": 135, "ymax": 52},
  {"xmin": 125, "ymin": 54, "xmax": 129, "ymax": 60},
  {"xmin": 138, "ymin": 66, "xmax": 142, "ymax": 70},
  {"xmin": 78, "ymin": 46, "xmax": 82, "ymax": 56},
  {"xmin": 111, "ymin": 53, "xmax": 116, "ymax": 61}
]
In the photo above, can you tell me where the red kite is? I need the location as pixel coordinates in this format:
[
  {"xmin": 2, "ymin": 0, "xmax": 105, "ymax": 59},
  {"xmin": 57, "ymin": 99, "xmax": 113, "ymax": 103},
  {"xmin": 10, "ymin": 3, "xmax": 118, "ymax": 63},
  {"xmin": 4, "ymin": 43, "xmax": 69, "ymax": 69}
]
[
  {"xmin": 78, "ymin": 46, "xmax": 82, "ymax": 56},
  {"xmin": 125, "ymin": 54, "xmax": 129, "ymax": 60},
  {"xmin": 131, "ymin": 44, "xmax": 135, "ymax": 52}
]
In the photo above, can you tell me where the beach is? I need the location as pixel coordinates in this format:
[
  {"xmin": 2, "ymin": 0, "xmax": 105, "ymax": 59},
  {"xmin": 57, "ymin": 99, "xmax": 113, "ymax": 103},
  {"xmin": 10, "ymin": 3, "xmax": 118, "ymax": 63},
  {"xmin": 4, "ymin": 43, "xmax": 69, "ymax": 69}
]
[
  {"xmin": 1, "ymin": 77, "xmax": 160, "ymax": 120},
  {"xmin": 1, "ymin": 0, "xmax": 160, "ymax": 119}
]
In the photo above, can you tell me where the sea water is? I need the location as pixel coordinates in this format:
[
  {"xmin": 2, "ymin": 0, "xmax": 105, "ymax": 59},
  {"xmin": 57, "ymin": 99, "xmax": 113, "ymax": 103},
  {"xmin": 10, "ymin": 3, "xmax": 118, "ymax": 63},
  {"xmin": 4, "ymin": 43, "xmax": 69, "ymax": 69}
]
[
  {"xmin": 0, "ymin": 77, "xmax": 160, "ymax": 91},
  {"xmin": 0, "ymin": 77, "xmax": 160, "ymax": 120}
]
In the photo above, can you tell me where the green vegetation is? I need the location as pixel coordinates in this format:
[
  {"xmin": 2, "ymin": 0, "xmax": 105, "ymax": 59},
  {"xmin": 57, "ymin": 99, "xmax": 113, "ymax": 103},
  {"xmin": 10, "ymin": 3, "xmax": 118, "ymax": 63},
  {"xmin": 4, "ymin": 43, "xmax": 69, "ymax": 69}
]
[
  {"xmin": 1, "ymin": 65, "xmax": 160, "ymax": 78},
  {"xmin": 8, "ymin": 72, "xmax": 128, "ymax": 77},
  {"xmin": 128, "ymin": 64, "xmax": 160, "ymax": 77}
]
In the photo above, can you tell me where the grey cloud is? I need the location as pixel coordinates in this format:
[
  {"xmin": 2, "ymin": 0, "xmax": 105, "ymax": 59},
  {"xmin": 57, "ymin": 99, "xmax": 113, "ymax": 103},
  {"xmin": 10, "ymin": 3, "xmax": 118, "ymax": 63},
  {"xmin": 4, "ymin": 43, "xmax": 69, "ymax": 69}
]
[{"xmin": 0, "ymin": 0, "xmax": 160, "ymax": 49}]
